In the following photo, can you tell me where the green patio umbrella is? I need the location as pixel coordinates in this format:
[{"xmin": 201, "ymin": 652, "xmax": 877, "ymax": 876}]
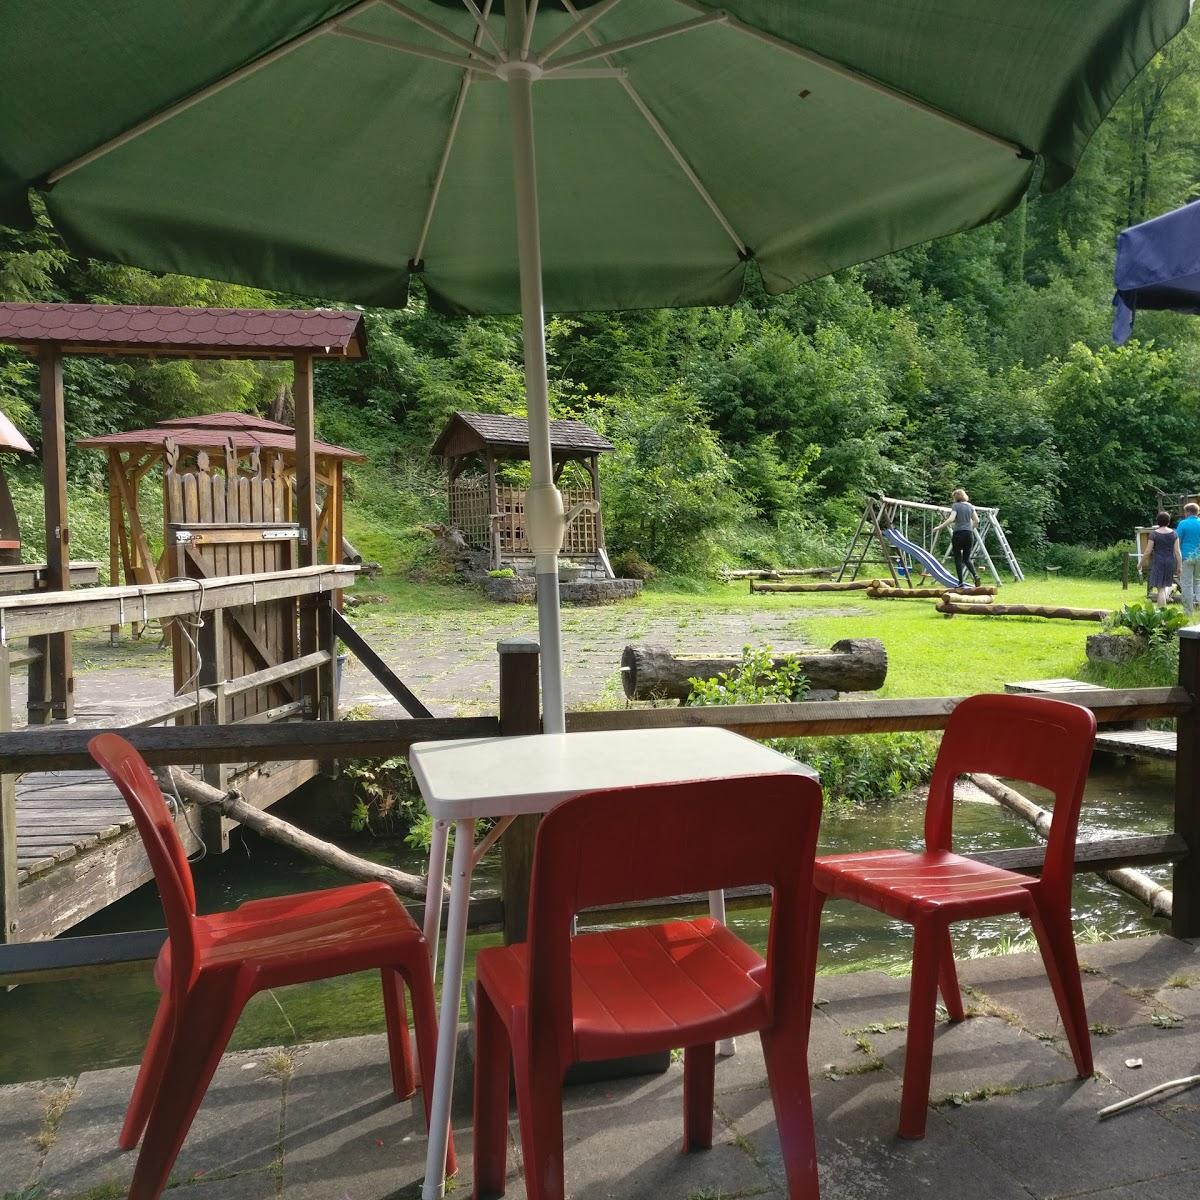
[{"xmin": 0, "ymin": 0, "xmax": 1190, "ymax": 740}]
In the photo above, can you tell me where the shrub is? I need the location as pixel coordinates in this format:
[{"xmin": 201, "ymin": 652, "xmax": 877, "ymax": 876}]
[
  {"xmin": 610, "ymin": 548, "xmax": 656, "ymax": 580},
  {"xmin": 1105, "ymin": 598, "xmax": 1188, "ymax": 642},
  {"xmin": 487, "ymin": 568, "xmax": 515, "ymax": 578},
  {"xmin": 1041, "ymin": 542, "xmax": 1127, "ymax": 579},
  {"xmin": 687, "ymin": 644, "xmax": 810, "ymax": 705},
  {"xmin": 777, "ymin": 733, "xmax": 937, "ymax": 806}
]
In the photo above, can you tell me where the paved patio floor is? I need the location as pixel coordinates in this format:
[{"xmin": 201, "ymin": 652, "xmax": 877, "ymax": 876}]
[{"xmin": 3, "ymin": 934, "xmax": 1199, "ymax": 1200}]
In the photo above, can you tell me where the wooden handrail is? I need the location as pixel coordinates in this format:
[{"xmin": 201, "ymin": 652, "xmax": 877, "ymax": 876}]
[{"xmin": 0, "ymin": 564, "xmax": 357, "ymax": 639}]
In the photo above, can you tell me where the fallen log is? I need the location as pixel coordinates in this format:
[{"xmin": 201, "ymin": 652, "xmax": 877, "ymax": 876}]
[
  {"xmin": 969, "ymin": 772, "xmax": 1172, "ymax": 918},
  {"xmin": 621, "ymin": 638, "xmax": 887, "ymax": 702},
  {"xmin": 937, "ymin": 599, "xmax": 1108, "ymax": 622},
  {"xmin": 868, "ymin": 584, "xmax": 997, "ymax": 599},
  {"xmin": 159, "ymin": 767, "xmax": 438, "ymax": 900},
  {"xmin": 723, "ymin": 567, "xmax": 834, "ymax": 580},
  {"xmin": 750, "ymin": 579, "xmax": 882, "ymax": 593}
]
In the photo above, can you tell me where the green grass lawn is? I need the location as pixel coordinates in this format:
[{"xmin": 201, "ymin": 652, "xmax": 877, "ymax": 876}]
[{"xmin": 347, "ymin": 569, "xmax": 1155, "ymax": 702}]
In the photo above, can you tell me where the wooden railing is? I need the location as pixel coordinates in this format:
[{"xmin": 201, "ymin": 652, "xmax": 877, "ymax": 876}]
[
  {"xmin": 0, "ymin": 565, "xmax": 357, "ymax": 938},
  {"xmin": 2, "ymin": 625, "xmax": 1198, "ymax": 978}
]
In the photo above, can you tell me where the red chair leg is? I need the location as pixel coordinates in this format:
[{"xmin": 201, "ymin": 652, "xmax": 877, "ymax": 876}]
[
  {"xmin": 898, "ymin": 918, "xmax": 943, "ymax": 1140},
  {"xmin": 804, "ymin": 890, "xmax": 827, "ymax": 1019},
  {"xmin": 760, "ymin": 1023, "xmax": 819, "ymax": 1200},
  {"xmin": 403, "ymin": 954, "xmax": 457, "ymax": 1178},
  {"xmin": 120, "ymin": 992, "xmax": 175, "ymax": 1151},
  {"xmin": 682, "ymin": 1043, "xmax": 715, "ymax": 1151},
  {"xmin": 128, "ymin": 973, "xmax": 243, "ymax": 1200},
  {"xmin": 511, "ymin": 1036, "xmax": 565, "ymax": 1200},
  {"xmin": 381, "ymin": 967, "xmax": 416, "ymax": 1101},
  {"xmin": 937, "ymin": 926, "xmax": 966, "ymax": 1022},
  {"xmin": 1028, "ymin": 899, "xmax": 1093, "ymax": 1077},
  {"xmin": 474, "ymin": 984, "xmax": 512, "ymax": 1198}
]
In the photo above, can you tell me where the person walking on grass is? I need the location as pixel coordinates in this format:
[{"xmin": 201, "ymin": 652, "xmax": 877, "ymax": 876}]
[
  {"xmin": 933, "ymin": 489, "xmax": 980, "ymax": 588},
  {"xmin": 1141, "ymin": 511, "xmax": 1181, "ymax": 607},
  {"xmin": 1176, "ymin": 502, "xmax": 1200, "ymax": 615}
]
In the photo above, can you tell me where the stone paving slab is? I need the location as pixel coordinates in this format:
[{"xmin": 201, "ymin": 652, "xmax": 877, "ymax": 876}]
[
  {"xmin": 11, "ymin": 936, "xmax": 1200, "ymax": 1200},
  {"xmin": 947, "ymin": 1075, "xmax": 1200, "ymax": 1199}
]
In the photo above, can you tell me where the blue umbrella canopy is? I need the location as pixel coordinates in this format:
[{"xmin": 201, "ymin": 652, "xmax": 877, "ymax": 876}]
[{"xmin": 1113, "ymin": 199, "xmax": 1200, "ymax": 343}]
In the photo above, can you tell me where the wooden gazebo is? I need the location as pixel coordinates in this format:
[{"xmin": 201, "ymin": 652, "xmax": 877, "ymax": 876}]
[
  {"xmin": 433, "ymin": 411, "xmax": 615, "ymax": 577},
  {"xmin": 0, "ymin": 301, "xmax": 366, "ymax": 720},
  {"xmin": 78, "ymin": 411, "xmax": 366, "ymax": 595}
]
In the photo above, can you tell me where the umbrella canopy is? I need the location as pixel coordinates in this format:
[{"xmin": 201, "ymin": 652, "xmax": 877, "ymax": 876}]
[
  {"xmin": 0, "ymin": 0, "xmax": 1190, "ymax": 745},
  {"xmin": 1113, "ymin": 199, "xmax": 1200, "ymax": 343},
  {"xmin": 0, "ymin": 2, "xmax": 1187, "ymax": 314}
]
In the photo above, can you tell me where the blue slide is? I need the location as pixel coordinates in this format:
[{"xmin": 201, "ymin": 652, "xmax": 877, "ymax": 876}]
[{"xmin": 882, "ymin": 526, "xmax": 961, "ymax": 588}]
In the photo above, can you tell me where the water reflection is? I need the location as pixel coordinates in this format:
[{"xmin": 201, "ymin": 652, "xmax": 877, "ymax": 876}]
[{"xmin": 0, "ymin": 755, "xmax": 1171, "ymax": 1084}]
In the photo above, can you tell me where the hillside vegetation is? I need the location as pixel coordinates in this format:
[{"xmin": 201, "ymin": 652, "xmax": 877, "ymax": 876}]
[{"xmin": 3, "ymin": 26, "xmax": 1200, "ymax": 580}]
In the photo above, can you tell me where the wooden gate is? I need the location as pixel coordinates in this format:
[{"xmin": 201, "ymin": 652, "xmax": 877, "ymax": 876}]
[{"xmin": 166, "ymin": 440, "xmax": 302, "ymax": 722}]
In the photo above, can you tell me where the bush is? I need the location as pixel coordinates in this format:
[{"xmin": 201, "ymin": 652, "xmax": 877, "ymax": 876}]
[
  {"xmin": 610, "ymin": 549, "xmax": 656, "ymax": 580},
  {"xmin": 1041, "ymin": 542, "xmax": 1127, "ymax": 579},
  {"xmin": 686, "ymin": 644, "xmax": 810, "ymax": 705},
  {"xmin": 487, "ymin": 568, "xmax": 515, "ymax": 578},
  {"xmin": 776, "ymin": 733, "xmax": 937, "ymax": 806},
  {"xmin": 1105, "ymin": 598, "xmax": 1188, "ymax": 642}
]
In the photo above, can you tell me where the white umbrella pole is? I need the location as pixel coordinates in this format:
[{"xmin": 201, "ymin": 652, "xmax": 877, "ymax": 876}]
[{"xmin": 503, "ymin": 17, "xmax": 566, "ymax": 734}]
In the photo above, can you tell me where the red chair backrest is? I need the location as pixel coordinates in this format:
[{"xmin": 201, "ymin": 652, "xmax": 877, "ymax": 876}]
[
  {"xmin": 925, "ymin": 694, "xmax": 1096, "ymax": 896},
  {"xmin": 89, "ymin": 733, "xmax": 199, "ymax": 1007},
  {"xmin": 525, "ymin": 772, "xmax": 823, "ymax": 1063}
]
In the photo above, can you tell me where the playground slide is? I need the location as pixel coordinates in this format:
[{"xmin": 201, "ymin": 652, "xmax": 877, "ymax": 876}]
[{"xmin": 882, "ymin": 526, "xmax": 961, "ymax": 588}]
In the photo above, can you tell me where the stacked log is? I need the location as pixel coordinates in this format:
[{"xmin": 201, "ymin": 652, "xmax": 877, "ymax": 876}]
[
  {"xmin": 936, "ymin": 599, "xmax": 1108, "ymax": 621},
  {"xmin": 621, "ymin": 638, "xmax": 887, "ymax": 701},
  {"xmin": 750, "ymin": 579, "xmax": 884, "ymax": 593},
  {"xmin": 723, "ymin": 567, "xmax": 834, "ymax": 580},
  {"xmin": 867, "ymin": 584, "xmax": 996, "ymax": 599}
]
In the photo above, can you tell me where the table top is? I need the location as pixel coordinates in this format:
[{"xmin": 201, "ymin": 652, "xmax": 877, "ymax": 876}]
[{"xmin": 408, "ymin": 726, "xmax": 818, "ymax": 819}]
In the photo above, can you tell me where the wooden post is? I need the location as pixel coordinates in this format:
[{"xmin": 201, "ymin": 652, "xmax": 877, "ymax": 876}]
[
  {"xmin": 197, "ymin": 608, "xmax": 230, "ymax": 851},
  {"xmin": 330, "ymin": 460, "xmax": 345, "ymax": 610},
  {"xmin": 39, "ymin": 345, "xmax": 73, "ymax": 721},
  {"xmin": 498, "ymin": 637, "xmax": 541, "ymax": 944},
  {"xmin": 1173, "ymin": 628, "xmax": 1200, "ymax": 937},
  {"xmin": 486, "ymin": 450, "xmax": 501, "ymax": 570},
  {"xmin": 0, "ymin": 644, "xmax": 18, "ymax": 942},
  {"xmin": 317, "ymin": 587, "xmax": 337, "ymax": 721},
  {"xmin": 586, "ymin": 454, "xmax": 605, "ymax": 559},
  {"xmin": 107, "ymin": 449, "xmax": 121, "ymax": 643},
  {"xmin": 293, "ymin": 352, "xmax": 319, "ymax": 709}
]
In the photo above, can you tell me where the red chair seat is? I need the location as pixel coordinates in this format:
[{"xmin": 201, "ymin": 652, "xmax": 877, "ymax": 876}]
[
  {"xmin": 477, "ymin": 917, "xmax": 767, "ymax": 1061},
  {"xmin": 153, "ymin": 882, "xmax": 421, "ymax": 990},
  {"xmin": 814, "ymin": 849, "xmax": 1033, "ymax": 921}
]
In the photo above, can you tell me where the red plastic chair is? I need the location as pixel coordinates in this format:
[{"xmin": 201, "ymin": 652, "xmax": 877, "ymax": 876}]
[
  {"xmin": 812, "ymin": 693, "xmax": 1096, "ymax": 1139},
  {"xmin": 472, "ymin": 773, "xmax": 824, "ymax": 1200},
  {"xmin": 87, "ymin": 733, "xmax": 454, "ymax": 1200}
]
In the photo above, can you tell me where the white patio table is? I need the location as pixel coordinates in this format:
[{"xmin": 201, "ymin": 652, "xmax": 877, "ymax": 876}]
[{"xmin": 409, "ymin": 725, "xmax": 818, "ymax": 1200}]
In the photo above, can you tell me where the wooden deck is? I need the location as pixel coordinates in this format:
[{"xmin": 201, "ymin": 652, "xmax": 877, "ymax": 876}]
[
  {"xmin": 1094, "ymin": 728, "xmax": 1177, "ymax": 760},
  {"xmin": 1004, "ymin": 677, "xmax": 1108, "ymax": 696}
]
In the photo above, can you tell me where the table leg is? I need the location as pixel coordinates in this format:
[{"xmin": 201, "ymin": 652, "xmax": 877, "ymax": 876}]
[
  {"xmin": 709, "ymin": 889, "xmax": 736, "ymax": 1058},
  {"xmin": 424, "ymin": 818, "xmax": 450, "ymax": 969},
  {"xmin": 422, "ymin": 818, "xmax": 475, "ymax": 1200}
]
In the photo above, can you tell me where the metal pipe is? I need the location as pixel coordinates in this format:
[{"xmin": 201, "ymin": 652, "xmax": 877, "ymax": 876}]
[{"xmin": 506, "ymin": 3, "xmax": 566, "ymax": 734}]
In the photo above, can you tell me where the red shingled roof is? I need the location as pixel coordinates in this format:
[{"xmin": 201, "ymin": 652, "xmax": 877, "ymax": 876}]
[
  {"xmin": 0, "ymin": 304, "xmax": 366, "ymax": 359},
  {"xmin": 78, "ymin": 412, "xmax": 365, "ymax": 462}
]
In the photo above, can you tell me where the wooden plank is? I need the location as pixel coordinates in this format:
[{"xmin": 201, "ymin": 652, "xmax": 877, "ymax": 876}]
[
  {"xmin": 498, "ymin": 638, "xmax": 540, "ymax": 944},
  {"xmin": 0, "ymin": 928, "xmax": 167, "ymax": 987},
  {"xmin": 0, "ymin": 716, "xmax": 500, "ymax": 772},
  {"xmin": 331, "ymin": 609, "xmax": 432, "ymax": 718},
  {"xmin": 1095, "ymin": 729, "xmax": 1177, "ymax": 760},
  {"xmin": 0, "ymin": 643, "xmax": 17, "ymax": 940},
  {"xmin": 0, "ymin": 562, "xmax": 100, "ymax": 593},
  {"xmin": 1005, "ymin": 677, "xmax": 1110, "ymax": 695},
  {"xmin": 0, "ymin": 565, "xmax": 358, "ymax": 638},
  {"xmin": 39, "ymin": 345, "xmax": 73, "ymax": 720}
]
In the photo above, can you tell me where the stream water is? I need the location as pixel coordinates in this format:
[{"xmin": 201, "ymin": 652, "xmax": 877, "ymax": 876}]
[{"xmin": 0, "ymin": 756, "xmax": 1172, "ymax": 1084}]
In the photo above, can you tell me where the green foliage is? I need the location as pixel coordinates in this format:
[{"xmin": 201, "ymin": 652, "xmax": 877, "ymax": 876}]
[
  {"xmin": 1041, "ymin": 542, "xmax": 1127, "ymax": 579},
  {"xmin": 784, "ymin": 734, "xmax": 937, "ymax": 806},
  {"xmin": 610, "ymin": 548, "xmax": 656, "ymax": 580},
  {"xmin": 1105, "ymin": 599, "xmax": 1188, "ymax": 642},
  {"xmin": 487, "ymin": 568, "xmax": 515, "ymax": 578},
  {"xmin": 687, "ymin": 644, "xmax": 810, "ymax": 705}
]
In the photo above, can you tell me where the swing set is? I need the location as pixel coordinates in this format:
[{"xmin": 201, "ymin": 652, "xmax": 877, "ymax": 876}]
[{"xmin": 838, "ymin": 495, "xmax": 1024, "ymax": 587}]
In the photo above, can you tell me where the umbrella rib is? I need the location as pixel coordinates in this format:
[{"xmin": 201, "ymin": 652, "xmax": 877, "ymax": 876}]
[
  {"xmin": 380, "ymin": 0, "xmax": 501, "ymax": 66},
  {"xmin": 45, "ymin": 0, "xmax": 380, "ymax": 185},
  {"xmin": 460, "ymin": 0, "xmax": 504, "ymax": 56},
  {"xmin": 413, "ymin": 0, "xmax": 495, "ymax": 266},
  {"xmin": 333, "ymin": 25, "xmax": 497, "ymax": 73},
  {"xmin": 522, "ymin": 0, "xmax": 541, "ymax": 57},
  {"xmin": 670, "ymin": 0, "xmax": 1025, "ymax": 159},
  {"xmin": 543, "ymin": 13, "xmax": 727, "ymax": 72},
  {"xmin": 536, "ymin": 0, "xmax": 626, "ymax": 64},
  {"xmin": 558, "ymin": 0, "xmax": 746, "ymax": 256}
]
